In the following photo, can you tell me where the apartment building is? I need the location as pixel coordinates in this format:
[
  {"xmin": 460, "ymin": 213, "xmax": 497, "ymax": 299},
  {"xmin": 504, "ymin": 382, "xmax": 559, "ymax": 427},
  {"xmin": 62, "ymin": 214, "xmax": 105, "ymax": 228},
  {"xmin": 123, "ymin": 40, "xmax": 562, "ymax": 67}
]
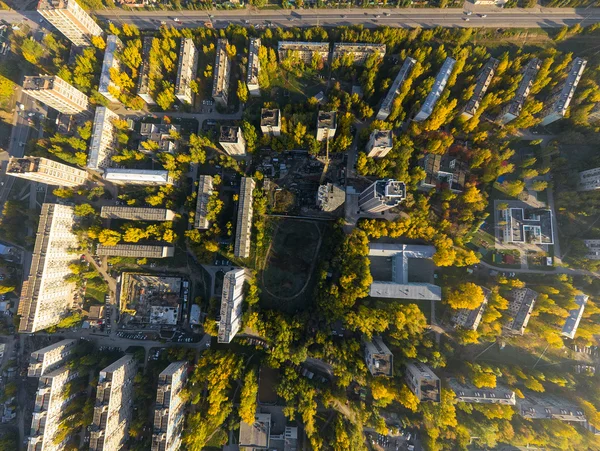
[
  {"xmin": 540, "ymin": 57, "xmax": 587, "ymax": 126},
  {"xmin": 88, "ymin": 107, "xmax": 119, "ymax": 171},
  {"xmin": 18, "ymin": 204, "xmax": 79, "ymax": 333},
  {"xmin": 195, "ymin": 175, "xmax": 213, "ymax": 230},
  {"xmin": 497, "ymin": 58, "xmax": 541, "ymax": 125},
  {"xmin": 366, "ymin": 130, "xmax": 393, "ymax": 158},
  {"xmin": 452, "ymin": 287, "xmax": 489, "ymax": 331},
  {"xmin": 260, "ymin": 108, "xmax": 281, "ymax": 136},
  {"xmin": 175, "ymin": 38, "xmax": 199, "ymax": 104},
  {"xmin": 414, "ymin": 57, "xmax": 456, "ymax": 122},
  {"xmin": 505, "ymin": 288, "xmax": 538, "ymax": 335},
  {"xmin": 137, "ymin": 37, "xmax": 156, "ymax": 105},
  {"xmin": 23, "ymin": 75, "xmax": 91, "ymax": 115},
  {"xmin": 152, "ymin": 362, "xmax": 188, "ymax": 451},
  {"xmin": 562, "ymin": 294, "xmax": 588, "ymax": 339},
  {"xmin": 28, "ymin": 339, "xmax": 77, "ymax": 378},
  {"xmin": 98, "ymin": 35, "xmax": 124, "ymax": 103},
  {"xmin": 277, "ymin": 41, "xmax": 329, "ymax": 64},
  {"xmin": 7, "ymin": 156, "xmax": 88, "ymax": 187},
  {"xmin": 212, "ymin": 39, "xmax": 231, "ymax": 107},
  {"xmin": 247, "ymin": 38, "xmax": 261, "ymax": 97},
  {"xmin": 96, "ymin": 244, "xmax": 175, "ymax": 258},
  {"xmin": 358, "ymin": 179, "xmax": 406, "ymax": 213},
  {"xmin": 364, "ymin": 336, "xmax": 393, "ymax": 377},
  {"xmin": 583, "ymin": 239, "xmax": 600, "ymax": 260},
  {"xmin": 100, "ymin": 206, "xmax": 176, "ymax": 221},
  {"xmin": 518, "ymin": 393, "xmax": 587, "ymax": 423},
  {"xmin": 218, "ymin": 268, "xmax": 249, "ymax": 343},
  {"xmin": 234, "ymin": 177, "xmax": 255, "ymax": 259},
  {"xmin": 448, "ymin": 378, "xmax": 516, "ymax": 405},
  {"xmin": 419, "ymin": 153, "xmax": 468, "ymax": 193},
  {"xmin": 90, "ymin": 355, "xmax": 137, "ymax": 451},
  {"xmin": 219, "ymin": 126, "xmax": 246, "ymax": 156},
  {"xmin": 37, "ymin": 0, "xmax": 102, "ymax": 47},
  {"xmin": 316, "ymin": 111, "xmax": 337, "ymax": 142},
  {"xmin": 376, "ymin": 57, "xmax": 416, "ymax": 121},
  {"xmin": 331, "ymin": 43, "xmax": 386, "ymax": 65},
  {"xmin": 461, "ymin": 57, "xmax": 499, "ymax": 119},
  {"xmin": 578, "ymin": 167, "xmax": 600, "ymax": 191},
  {"xmin": 103, "ymin": 168, "xmax": 173, "ymax": 185},
  {"xmin": 28, "ymin": 366, "xmax": 79, "ymax": 451},
  {"xmin": 405, "ymin": 362, "xmax": 441, "ymax": 402}
]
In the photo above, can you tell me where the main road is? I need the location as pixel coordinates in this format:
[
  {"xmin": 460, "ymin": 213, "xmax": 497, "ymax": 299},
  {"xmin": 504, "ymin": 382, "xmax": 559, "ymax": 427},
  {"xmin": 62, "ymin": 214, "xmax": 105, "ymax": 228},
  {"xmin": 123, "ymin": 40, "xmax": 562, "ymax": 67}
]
[{"xmin": 1, "ymin": 6, "xmax": 600, "ymax": 29}]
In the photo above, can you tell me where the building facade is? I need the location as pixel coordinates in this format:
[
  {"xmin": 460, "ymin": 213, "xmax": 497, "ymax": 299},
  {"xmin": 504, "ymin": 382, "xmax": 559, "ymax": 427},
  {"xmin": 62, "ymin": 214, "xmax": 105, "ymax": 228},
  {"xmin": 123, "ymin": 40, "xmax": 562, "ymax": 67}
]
[
  {"xmin": 103, "ymin": 168, "xmax": 173, "ymax": 185},
  {"xmin": 218, "ymin": 269, "xmax": 249, "ymax": 343},
  {"xmin": 405, "ymin": 362, "xmax": 441, "ymax": 402},
  {"xmin": 152, "ymin": 362, "xmax": 188, "ymax": 451},
  {"xmin": 212, "ymin": 39, "xmax": 231, "ymax": 107},
  {"xmin": 175, "ymin": 38, "xmax": 199, "ymax": 104},
  {"xmin": 358, "ymin": 179, "xmax": 406, "ymax": 213},
  {"xmin": 316, "ymin": 111, "xmax": 337, "ymax": 142},
  {"xmin": 23, "ymin": 75, "xmax": 91, "ymax": 115},
  {"xmin": 364, "ymin": 336, "xmax": 393, "ymax": 377},
  {"xmin": 461, "ymin": 57, "xmax": 499, "ymax": 119},
  {"xmin": 7, "ymin": 156, "xmax": 88, "ymax": 187},
  {"xmin": 260, "ymin": 108, "xmax": 281, "ymax": 136},
  {"xmin": 28, "ymin": 339, "xmax": 77, "ymax": 378},
  {"xmin": 100, "ymin": 206, "xmax": 176, "ymax": 221},
  {"xmin": 497, "ymin": 58, "xmax": 541, "ymax": 125},
  {"xmin": 234, "ymin": 177, "xmax": 255, "ymax": 259},
  {"xmin": 505, "ymin": 288, "xmax": 538, "ymax": 335},
  {"xmin": 366, "ymin": 130, "xmax": 393, "ymax": 158},
  {"xmin": 376, "ymin": 57, "xmax": 416, "ymax": 121},
  {"xmin": 194, "ymin": 175, "xmax": 213, "ymax": 230},
  {"xmin": 277, "ymin": 41, "xmax": 329, "ymax": 64},
  {"xmin": 88, "ymin": 107, "xmax": 119, "ymax": 171},
  {"xmin": 414, "ymin": 57, "xmax": 456, "ymax": 122},
  {"xmin": 219, "ymin": 126, "xmax": 246, "ymax": 156},
  {"xmin": 448, "ymin": 379, "xmax": 516, "ymax": 405},
  {"xmin": 96, "ymin": 244, "xmax": 175, "ymax": 258},
  {"xmin": 247, "ymin": 38, "xmax": 261, "ymax": 97},
  {"xmin": 18, "ymin": 204, "xmax": 79, "ymax": 333},
  {"xmin": 578, "ymin": 167, "xmax": 600, "ymax": 192},
  {"xmin": 331, "ymin": 43, "xmax": 386, "ymax": 65},
  {"xmin": 137, "ymin": 37, "xmax": 155, "ymax": 105},
  {"xmin": 37, "ymin": 0, "xmax": 102, "ymax": 47},
  {"xmin": 540, "ymin": 57, "xmax": 587, "ymax": 126},
  {"xmin": 98, "ymin": 35, "xmax": 123, "ymax": 103}
]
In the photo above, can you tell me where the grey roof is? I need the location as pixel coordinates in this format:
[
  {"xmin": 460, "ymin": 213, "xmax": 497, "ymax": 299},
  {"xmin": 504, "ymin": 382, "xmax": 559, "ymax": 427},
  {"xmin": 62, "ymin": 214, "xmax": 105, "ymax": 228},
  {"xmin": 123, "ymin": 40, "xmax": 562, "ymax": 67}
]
[
  {"xmin": 562, "ymin": 294, "xmax": 588, "ymax": 339},
  {"xmin": 369, "ymin": 281, "xmax": 442, "ymax": 301}
]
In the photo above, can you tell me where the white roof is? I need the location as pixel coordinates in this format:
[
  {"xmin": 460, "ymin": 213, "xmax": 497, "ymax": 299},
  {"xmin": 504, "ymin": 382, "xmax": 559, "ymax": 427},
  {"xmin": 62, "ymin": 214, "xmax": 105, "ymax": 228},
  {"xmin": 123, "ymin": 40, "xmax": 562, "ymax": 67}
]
[{"xmin": 103, "ymin": 168, "xmax": 170, "ymax": 183}]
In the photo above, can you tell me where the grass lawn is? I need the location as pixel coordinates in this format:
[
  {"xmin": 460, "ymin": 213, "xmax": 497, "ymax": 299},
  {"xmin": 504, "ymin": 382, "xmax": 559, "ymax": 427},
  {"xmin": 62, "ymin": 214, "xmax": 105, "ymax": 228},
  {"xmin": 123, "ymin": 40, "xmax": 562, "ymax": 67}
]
[{"xmin": 85, "ymin": 279, "xmax": 108, "ymax": 304}]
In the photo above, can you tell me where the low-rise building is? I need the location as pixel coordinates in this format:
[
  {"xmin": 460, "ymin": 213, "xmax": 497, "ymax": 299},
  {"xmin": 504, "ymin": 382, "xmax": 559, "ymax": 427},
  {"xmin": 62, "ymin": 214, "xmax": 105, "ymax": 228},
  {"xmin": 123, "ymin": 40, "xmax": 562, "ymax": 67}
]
[
  {"xmin": 212, "ymin": 39, "xmax": 231, "ymax": 107},
  {"xmin": 89, "ymin": 305, "xmax": 105, "ymax": 320},
  {"xmin": 103, "ymin": 168, "xmax": 173, "ymax": 185},
  {"xmin": 194, "ymin": 175, "xmax": 213, "ymax": 230},
  {"xmin": 540, "ymin": 57, "xmax": 587, "ymax": 126},
  {"xmin": 239, "ymin": 413, "xmax": 271, "ymax": 450},
  {"xmin": 500, "ymin": 207, "xmax": 554, "ymax": 245},
  {"xmin": 96, "ymin": 244, "xmax": 175, "ymax": 259},
  {"xmin": 152, "ymin": 361, "xmax": 187, "ymax": 451},
  {"xmin": 23, "ymin": 75, "xmax": 91, "ymax": 116},
  {"xmin": 405, "ymin": 361, "xmax": 441, "ymax": 402},
  {"xmin": 137, "ymin": 36, "xmax": 156, "ymax": 105},
  {"xmin": 461, "ymin": 57, "xmax": 499, "ymax": 119},
  {"xmin": 358, "ymin": 179, "xmax": 406, "ymax": 214},
  {"xmin": 364, "ymin": 336, "xmax": 393, "ymax": 377},
  {"xmin": 98, "ymin": 35, "xmax": 124, "ymax": 103},
  {"xmin": 139, "ymin": 122, "xmax": 181, "ymax": 154},
  {"xmin": 7, "ymin": 156, "xmax": 88, "ymax": 187},
  {"xmin": 452, "ymin": 287, "xmax": 489, "ymax": 331},
  {"xmin": 218, "ymin": 268, "xmax": 249, "ymax": 343},
  {"xmin": 414, "ymin": 57, "xmax": 456, "ymax": 122},
  {"xmin": 419, "ymin": 153, "xmax": 468, "ymax": 193},
  {"xmin": 331, "ymin": 43, "xmax": 386, "ymax": 65},
  {"xmin": 583, "ymin": 239, "xmax": 600, "ymax": 260},
  {"xmin": 88, "ymin": 106, "xmax": 119, "ymax": 171},
  {"xmin": 175, "ymin": 38, "xmax": 199, "ymax": 104},
  {"xmin": 562, "ymin": 294, "xmax": 588, "ymax": 339},
  {"xmin": 316, "ymin": 111, "xmax": 337, "ymax": 142},
  {"xmin": 505, "ymin": 288, "xmax": 538, "ymax": 335},
  {"xmin": 247, "ymin": 38, "xmax": 261, "ymax": 97},
  {"xmin": 277, "ymin": 41, "xmax": 329, "ymax": 64},
  {"xmin": 260, "ymin": 108, "xmax": 281, "ymax": 136},
  {"xmin": 316, "ymin": 183, "xmax": 345, "ymax": 212},
  {"xmin": 448, "ymin": 378, "xmax": 516, "ymax": 405},
  {"xmin": 376, "ymin": 57, "xmax": 416, "ymax": 121},
  {"xmin": 589, "ymin": 104, "xmax": 600, "ymax": 123},
  {"xmin": 578, "ymin": 167, "xmax": 600, "ymax": 192},
  {"xmin": 497, "ymin": 58, "xmax": 541, "ymax": 125},
  {"xmin": 366, "ymin": 130, "xmax": 393, "ymax": 158},
  {"xmin": 517, "ymin": 393, "xmax": 587, "ymax": 423},
  {"xmin": 100, "ymin": 206, "xmax": 176, "ymax": 221},
  {"xmin": 234, "ymin": 177, "xmax": 255, "ymax": 259},
  {"xmin": 28, "ymin": 339, "xmax": 77, "ymax": 378},
  {"xmin": 219, "ymin": 126, "xmax": 246, "ymax": 156}
]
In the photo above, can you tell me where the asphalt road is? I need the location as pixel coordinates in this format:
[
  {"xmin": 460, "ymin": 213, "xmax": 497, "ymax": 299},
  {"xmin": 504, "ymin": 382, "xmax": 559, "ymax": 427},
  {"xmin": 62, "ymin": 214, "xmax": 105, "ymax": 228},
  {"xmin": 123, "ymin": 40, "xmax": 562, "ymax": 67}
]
[{"xmin": 1, "ymin": 6, "xmax": 600, "ymax": 29}]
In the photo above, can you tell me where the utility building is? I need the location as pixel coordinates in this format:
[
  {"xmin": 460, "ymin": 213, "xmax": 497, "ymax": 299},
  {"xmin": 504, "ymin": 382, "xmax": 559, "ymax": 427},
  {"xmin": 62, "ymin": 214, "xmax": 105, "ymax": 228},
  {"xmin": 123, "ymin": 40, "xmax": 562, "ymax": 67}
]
[
  {"xmin": 98, "ymin": 35, "xmax": 123, "ymax": 103},
  {"xmin": 219, "ymin": 126, "xmax": 246, "ymax": 156},
  {"xmin": 218, "ymin": 269, "xmax": 250, "ymax": 343},
  {"xmin": 461, "ymin": 58, "xmax": 498, "ymax": 119},
  {"xmin": 366, "ymin": 130, "xmax": 393, "ymax": 158},
  {"xmin": 497, "ymin": 58, "xmax": 541, "ymax": 125},
  {"xmin": 414, "ymin": 57, "xmax": 456, "ymax": 122},
  {"xmin": 37, "ymin": 0, "xmax": 103, "ymax": 47},
  {"xmin": 358, "ymin": 180, "xmax": 406, "ymax": 214},
  {"xmin": 88, "ymin": 107, "xmax": 119, "ymax": 171},
  {"xmin": 247, "ymin": 38, "xmax": 261, "ymax": 96},
  {"xmin": 7, "ymin": 156, "xmax": 88, "ymax": 187},
  {"xmin": 376, "ymin": 57, "xmax": 416, "ymax": 121},
  {"xmin": 195, "ymin": 175, "xmax": 213, "ymax": 230},
  {"xmin": 234, "ymin": 177, "xmax": 255, "ymax": 259},
  {"xmin": 23, "ymin": 75, "xmax": 91, "ymax": 116},
  {"xmin": 212, "ymin": 39, "xmax": 231, "ymax": 107},
  {"xmin": 175, "ymin": 38, "xmax": 199, "ymax": 104},
  {"xmin": 260, "ymin": 109, "xmax": 281, "ymax": 136},
  {"xmin": 152, "ymin": 362, "xmax": 188, "ymax": 451},
  {"xmin": 540, "ymin": 57, "xmax": 587, "ymax": 126}
]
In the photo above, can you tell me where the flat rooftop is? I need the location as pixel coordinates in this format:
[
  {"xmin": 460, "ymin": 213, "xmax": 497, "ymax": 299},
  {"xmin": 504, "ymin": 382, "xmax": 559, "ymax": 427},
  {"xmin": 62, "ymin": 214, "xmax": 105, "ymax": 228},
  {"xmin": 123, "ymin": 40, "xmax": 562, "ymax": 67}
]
[
  {"xmin": 239, "ymin": 413, "xmax": 271, "ymax": 448},
  {"xmin": 219, "ymin": 125, "xmax": 240, "ymax": 143},
  {"xmin": 317, "ymin": 111, "xmax": 337, "ymax": 129},
  {"xmin": 370, "ymin": 130, "xmax": 393, "ymax": 147},
  {"xmin": 260, "ymin": 108, "xmax": 280, "ymax": 127},
  {"xmin": 23, "ymin": 75, "xmax": 55, "ymax": 90}
]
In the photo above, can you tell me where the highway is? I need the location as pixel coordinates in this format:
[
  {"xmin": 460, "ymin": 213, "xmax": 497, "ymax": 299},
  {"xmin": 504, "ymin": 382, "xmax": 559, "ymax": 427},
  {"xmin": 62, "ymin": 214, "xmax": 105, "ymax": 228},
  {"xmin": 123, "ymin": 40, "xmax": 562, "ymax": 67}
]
[{"xmin": 1, "ymin": 6, "xmax": 600, "ymax": 29}]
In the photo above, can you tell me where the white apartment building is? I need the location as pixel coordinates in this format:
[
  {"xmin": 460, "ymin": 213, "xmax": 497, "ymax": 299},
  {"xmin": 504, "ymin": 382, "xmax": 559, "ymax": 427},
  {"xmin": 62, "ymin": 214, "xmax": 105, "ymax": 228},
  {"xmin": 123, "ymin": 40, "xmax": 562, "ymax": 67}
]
[
  {"xmin": 247, "ymin": 38, "xmax": 261, "ymax": 97},
  {"xmin": 414, "ymin": 57, "xmax": 456, "ymax": 122},
  {"xmin": 18, "ymin": 204, "xmax": 79, "ymax": 333},
  {"xmin": 316, "ymin": 111, "xmax": 337, "ymax": 142},
  {"xmin": 358, "ymin": 179, "xmax": 406, "ymax": 213},
  {"xmin": 578, "ymin": 167, "xmax": 600, "ymax": 192},
  {"xmin": 364, "ymin": 336, "xmax": 393, "ymax": 377},
  {"xmin": 540, "ymin": 57, "xmax": 587, "ymax": 126},
  {"xmin": 175, "ymin": 38, "xmax": 199, "ymax": 104},
  {"xmin": 448, "ymin": 378, "xmax": 516, "ymax": 405},
  {"xmin": 505, "ymin": 288, "xmax": 538, "ymax": 335},
  {"xmin": 6, "ymin": 156, "xmax": 88, "ymax": 187},
  {"xmin": 562, "ymin": 294, "xmax": 588, "ymax": 339},
  {"xmin": 90, "ymin": 355, "xmax": 137, "ymax": 451},
  {"xmin": 152, "ymin": 362, "xmax": 188, "ymax": 451},
  {"xmin": 234, "ymin": 177, "xmax": 255, "ymax": 259},
  {"xmin": 88, "ymin": 107, "xmax": 119, "ymax": 171},
  {"xmin": 98, "ymin": 35, "xmax": 123, "ymax": 103},
  {"xmin": 218, "ymin": 268, "xmax": 249, "ymax": 343},
  {"xmin": 23, "ymin": 75, "xmax": 91, "ymax": 116},
  {"xmin": 212, "ymin": 39, "xmax": 231, "ymax": 107},
  {"xmin": 103, "ymin": 168, "xmax": 173, "ymax": 185},
  {"xmin": 195, "ymin": 175, "xmax": 213, "ymax": 230},
  {"xmin": 96, "ymin": 244, "xmax": 175, "ymax": 259},
  {"xmin": 497, "ymin": 58, "xmax": 541, "ymax": 125},
  {"xmin": 331, "ymin": 43, "xmax": 386, "ymax": 65},
  {"xmin": 366, "ymin": 130, "xmax": 393, "ymax": 158},
  {"xmin": 137, "ymin": 37, "xmax": 156, "ymax": 105},
  {"xmin": 376, "ymin": 57, "xmax": 416, "ymax": 121},
  {"xmin": 260, "ymin": 108, "xmax": 281, "ymax": 136},
  {"xmin": 37, "ymin": 0, "xmax": 102, "ymax": 47},
  {"xmin": 28, "ymin": 339, "xmax": 77, "ymax": 378},
  {"xmin": 219, "ymin": 126, "xmax": 246, "ymax": 156},
  {"xmin": 277, "ymin": 41, "xmax": 329, "ymax": 64}
]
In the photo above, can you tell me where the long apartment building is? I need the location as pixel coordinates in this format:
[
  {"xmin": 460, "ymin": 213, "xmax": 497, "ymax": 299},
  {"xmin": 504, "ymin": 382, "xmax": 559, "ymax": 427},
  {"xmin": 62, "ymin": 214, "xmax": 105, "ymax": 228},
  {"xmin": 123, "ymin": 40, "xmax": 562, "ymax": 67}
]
[
  {"xmin": 234, "ymin": 177, "xmax": 255, "ymax": 259},
  {"xmin": 195, "ymin": 175, "xmax": 213, "ymax": 230},
  {"xmin": 497, "ymin": 58, "xmax": 541, "ymax": 125},
  {"xmin": 88, "ymin": 107, "xmax": 119, "ymax": 171},
  {"xmin": 98, "ymin": 35, "xmax": 123, "ymax": 103},
  {"xmin": 448, "ymin": 378, "xmax": 516, "ymax": 405},
  {"xmin": 461, "ymin": 57, "xmax": 499, "ymax": 119},
  {"xmin": 212, "ymin": 39, "xmax": 231, "ymax": 107},
  {"xmin": 7, "ymin": 156, "xmax": 88, "ymax": 187},
  {"xmin": 137, "ymin": 36, "xmax": 156, "ymax": 105},
  {"xmin": 332, "ymin": 43, "xmax": 386, "ymax": 65},
  {"xmin": 366, "ymin": 130, "xmax": 393, "ymax": 158},
  {"xmin": 247, "ymin": 38, "xmax": 261, "ymax": 97},
  {"xmin": 218, "ymin": 268, "xmax": 249, "ymax": 343},
  {"xmin": 540, "ymin": 57, "xmax": 587, "ymax": 126},
  {"xmin": 376, "ymin": 57, "xmax": 416, "ymax": 120},
  {"xmin": 414, "ymin": 57, "xmax": 456, "ymax": 122},
  {"xmin": 103, "ymin": 168, "xmax": 173, "ymax": 185},
  {"xmin": 18, "ymin": 204, "xmax": 79, "ymax": 333},
  {"xmin": 505, "ymin": 287, "xmax": 538, "ymax": 335},
  {"xmin": 358, "ymin": 179, "xmax": 406, "ymax": 214},
  {"xmin": 23, "ymin": 75, "xmax": 91, "ymax": 115},
  {"xmin": 452, "ymin": 286, "xmax": 489, "ymax": 331},
  {"xmin": 37, "ymin": 0, "xmax": 102, "ymax": 47},
  {"xmin": 219, "ymin": 126, "xmax": 246, "ymax": 156},
  {"xmin": 90, "ymin": 355, "xmax": 137, "ymax": 451},
  {"xmin": 562, "ymin": 294, "xmax": 588, "ymax": 339},
  {"xmin": 260, "ymin": 108, "xmax": 281, "ymax": 136},
  {"xmin": 152, "ymin": 362, "xmax": 188, "ymax": 451},
  {"xmin": 175, "ymin": 38, "xmax": 199, "ymax": 104},
  {"xmin": 28, "ymin": 339, "xmax": 77, "ymax": 378},
  {"xmin": 96, "ymin": 244, "xmax": 175, "ymax": 259},
  {"xmin": 100, "ymin": 206, "xmax": 176, "ymax": 221},
  {"xmin": 277, "ymin": 41, "xmax": 329, "ymax": 64},
  {"xmin": 28, "ymin": 366, "xmax": 79, "ymax": 451}
]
